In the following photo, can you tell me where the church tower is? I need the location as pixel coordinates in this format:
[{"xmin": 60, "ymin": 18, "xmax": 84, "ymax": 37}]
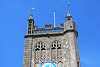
[{"xmin": 23, "ymin": 6, "xmax": 80, "ymax": 67}]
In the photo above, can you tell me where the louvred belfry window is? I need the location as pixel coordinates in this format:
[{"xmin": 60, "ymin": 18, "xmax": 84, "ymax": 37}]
[
  {"xmin": 51, "ymin": 40, "xmax": 62, "ymax": 63},
  {"xmin": 35, "ymin": 41, "xmax": 46, "ymax": 63}
]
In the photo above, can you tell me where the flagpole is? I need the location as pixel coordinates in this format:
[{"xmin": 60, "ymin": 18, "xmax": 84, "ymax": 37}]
[{"xmin": 54, "ymin": 11, "xmax": 56, "ymax": 28}]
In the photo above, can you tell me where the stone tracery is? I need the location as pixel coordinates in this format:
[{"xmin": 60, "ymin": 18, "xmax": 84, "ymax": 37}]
[
  {"xmin": 35, "ymin": 41, "xmax": 46, "ymax": 63},
  {"xmin": 34, "ymin": 40, "xmax": 62, "ymax": 65},
  {"xmin": 51, "ymin": 40, "xmax": 62, "ymax": 63}
]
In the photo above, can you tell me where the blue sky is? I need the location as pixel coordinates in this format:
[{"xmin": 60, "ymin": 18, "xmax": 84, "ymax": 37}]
[{"xmin": 0, "ymin": 0, "xmax": 100, "ymax": 67}]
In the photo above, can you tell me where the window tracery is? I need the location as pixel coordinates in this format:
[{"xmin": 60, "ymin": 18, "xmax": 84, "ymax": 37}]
[
  {"xmin": 51, "ymin": 40, "xmax": 62, "ymax": 63},
  {"xmin": 35, "ymin": 41, "xmax": 46, "ymax": 64},
  {"xmin": 34, "ymin": 40, "xmax": 62, "ymax": 64}
]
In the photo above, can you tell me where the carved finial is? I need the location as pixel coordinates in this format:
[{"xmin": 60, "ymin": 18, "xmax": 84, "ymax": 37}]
[
  {"xmin": 67, "ymin": 10, "xmax": 70, "ymax": 16},
  {"xmin": 30, "ymin": 13, "xmax": 33, "ymax": 19},
  {"xmin": 30, "ymin": 8, "xmax": 35, "ymax": 19},
  {"xmin": 67, "ymin": 2, "xmax": 70, "ymax": 16}
]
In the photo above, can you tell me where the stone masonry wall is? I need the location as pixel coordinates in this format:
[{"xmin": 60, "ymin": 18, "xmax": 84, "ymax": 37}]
[{"xmin": 23, "ymin": 37, "xmax": 33, "ymax": 67}]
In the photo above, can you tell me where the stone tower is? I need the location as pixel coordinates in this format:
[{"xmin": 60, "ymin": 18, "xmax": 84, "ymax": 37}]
[{"xmin": 23, "ymin": 10, "xmax": 81, "ymax": 67}]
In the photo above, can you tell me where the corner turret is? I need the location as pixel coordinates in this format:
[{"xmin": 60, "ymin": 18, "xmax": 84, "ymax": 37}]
[
  {"xmin": 64, "ymin": 7, "xmax": 76, "ymax": 31},
  {"xmin": 27, "ymin": 13, "xmax": 34, "ymax": 34}
]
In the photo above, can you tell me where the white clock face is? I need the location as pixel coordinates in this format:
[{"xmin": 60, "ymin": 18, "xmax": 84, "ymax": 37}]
[{"xmin": 41, "ymin": 62, "xmax": 56, "ymax": 67}]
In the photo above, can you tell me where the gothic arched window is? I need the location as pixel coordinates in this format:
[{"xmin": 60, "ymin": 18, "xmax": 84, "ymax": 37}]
[
  {"xmin": 35, "ymin": 41, "xmax": 46, "ymax": 64},
  {"xmin": 51, "ymin": 40, "xmax": 62, "ymax": 63}
]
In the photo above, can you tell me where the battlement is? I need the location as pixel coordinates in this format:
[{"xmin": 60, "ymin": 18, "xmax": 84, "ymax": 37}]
[
  {"xmin": 32, "ymin": 24, "xmax": 64, "ymax": 34},
  {"xmin": 27, "ymin": 14, "xmax": 76, "ymax": 35}
]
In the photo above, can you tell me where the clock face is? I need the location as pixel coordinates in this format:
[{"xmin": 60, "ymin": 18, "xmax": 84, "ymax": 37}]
[{"xmin": 40, "ymin": 62, "xmax": 56, "ymax": 67}]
